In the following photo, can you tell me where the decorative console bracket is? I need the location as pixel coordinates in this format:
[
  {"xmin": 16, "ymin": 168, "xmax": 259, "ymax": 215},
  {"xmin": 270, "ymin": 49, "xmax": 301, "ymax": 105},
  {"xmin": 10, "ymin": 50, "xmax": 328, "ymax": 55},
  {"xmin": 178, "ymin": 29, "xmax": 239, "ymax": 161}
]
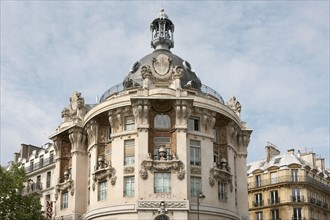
[
  {"xmin": 55, "ymin": 171, "xmax": 74, "ymax": 200},
  {"xmin": 209, "ymin": 163, "xmax": 233, "ymax": 192},
  {"xmin": 92, "ymin": 160, "xmax": 116, "ymax": 190},
  {"xmin": 139, "ymin": 155, "xmax": 186, "ymax": 180}
]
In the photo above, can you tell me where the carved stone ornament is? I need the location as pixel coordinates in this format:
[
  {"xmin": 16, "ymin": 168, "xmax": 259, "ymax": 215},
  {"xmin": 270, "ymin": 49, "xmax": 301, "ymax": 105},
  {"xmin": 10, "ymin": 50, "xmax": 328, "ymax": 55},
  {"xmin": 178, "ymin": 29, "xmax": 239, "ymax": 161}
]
[
  {"xmin": 55, "ymin": 214, "xmax": 83, "ymax": 220},
  {"xmin": 227, "ymin": 96, "xmax": 241, "ymax": 118},
  {"xmin": 124, "ymin": 166, "xmax": 135, "ymax": 174},
  {"xmin": 139, "ymin": 155, "xmax": 186, "ymax": 180},
  {"xmin": 55, "ymin": 171, "xmax": 74, "ymax": 199},
  {"xmin": 61, "ymin": 92, "xmax": 88, "ymax": 124},
  {"xmin": 209, "ymin": 165, "xmax": 233, "ymax": 192},
  {"xmin": 138, "ymin": 200, "xmax": 187, "ymax": 209},
  {"xmin": 152, "ymin": 54, "xmax": 173, "ymax": 80},
  {"xmin": 92, "ymin": 160, "xmax": 116, "ymax": 190}
]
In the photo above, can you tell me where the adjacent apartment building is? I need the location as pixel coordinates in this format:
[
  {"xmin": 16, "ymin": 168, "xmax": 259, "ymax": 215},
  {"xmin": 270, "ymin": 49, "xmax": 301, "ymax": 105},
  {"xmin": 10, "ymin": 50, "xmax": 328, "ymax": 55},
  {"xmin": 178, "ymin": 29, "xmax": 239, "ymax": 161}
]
[
  {"xmin": 10, "ymin": 10, "xmax": 252, "ymax": 220},
  {"xmin": 11, "ymin": 143, "xmax": 56, "ymax": 218},
  {"xmin": 247, "ymin": 143, "xmax": 330, "ymax": 220}
]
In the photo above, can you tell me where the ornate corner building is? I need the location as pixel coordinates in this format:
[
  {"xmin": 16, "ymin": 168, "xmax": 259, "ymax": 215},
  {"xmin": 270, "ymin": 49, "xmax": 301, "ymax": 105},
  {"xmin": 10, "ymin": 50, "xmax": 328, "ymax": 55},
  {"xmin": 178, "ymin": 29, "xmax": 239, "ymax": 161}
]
[
  {"xmin": 247, "ymin": 143, "xmax": 330, "ymax": 220},
  {"xmin": 12, "ymin": 10, "xmax": 253, "ymax": 220}
]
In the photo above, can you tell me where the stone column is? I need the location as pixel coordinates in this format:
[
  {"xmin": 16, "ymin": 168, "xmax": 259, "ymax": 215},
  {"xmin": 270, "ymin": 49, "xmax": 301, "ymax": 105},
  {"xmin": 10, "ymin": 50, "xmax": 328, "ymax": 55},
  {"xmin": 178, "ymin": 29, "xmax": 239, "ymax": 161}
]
[
  {"xmin": 68, "ymin": 126, "xmax": 87, "ymax": 218},
  {"xmin": 236, "ymin": 129, "xmax": 252, "ymax": 219}
]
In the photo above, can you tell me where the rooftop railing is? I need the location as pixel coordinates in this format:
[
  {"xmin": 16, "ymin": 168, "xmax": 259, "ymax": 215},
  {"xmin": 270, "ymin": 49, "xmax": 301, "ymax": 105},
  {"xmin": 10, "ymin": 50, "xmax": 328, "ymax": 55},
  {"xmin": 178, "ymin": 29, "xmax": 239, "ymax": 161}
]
[
  {"xmin": 99, "ymin": 80, "xmax": 225, "ymax": 104},
  {"xmin": 248, "ymin": 175, "xmax": 330, "ymax": 192},
  {"xmin": 25, "ymin": 156, "xmax": 55, "ymax": 173}
]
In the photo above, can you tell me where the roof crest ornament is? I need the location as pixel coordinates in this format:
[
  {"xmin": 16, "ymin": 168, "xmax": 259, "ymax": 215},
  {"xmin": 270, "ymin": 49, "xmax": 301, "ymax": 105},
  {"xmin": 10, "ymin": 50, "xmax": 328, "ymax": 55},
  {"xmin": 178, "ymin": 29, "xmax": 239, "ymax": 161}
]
[{"xmin": 150, "ymin": 9, "xmax": 174, "ymax": 50}]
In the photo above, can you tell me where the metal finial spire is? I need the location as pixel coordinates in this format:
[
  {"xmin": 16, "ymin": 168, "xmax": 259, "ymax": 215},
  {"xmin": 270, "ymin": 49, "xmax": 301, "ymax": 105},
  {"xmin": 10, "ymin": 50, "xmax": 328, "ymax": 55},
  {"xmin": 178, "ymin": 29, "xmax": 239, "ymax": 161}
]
[{"xmin": 150, "ymin": 9, "xmax": 174, "ymax": 50}]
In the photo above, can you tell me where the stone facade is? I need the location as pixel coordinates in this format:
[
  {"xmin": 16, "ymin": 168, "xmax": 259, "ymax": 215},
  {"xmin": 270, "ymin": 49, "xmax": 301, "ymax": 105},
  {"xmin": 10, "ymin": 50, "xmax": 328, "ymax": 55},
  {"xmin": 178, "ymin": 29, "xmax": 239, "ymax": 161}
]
[
  {"xmin": 247, "ymin": 143, "xmax": 330, "ymax": 220},
  {"xmin": 11, "ymin": 9, "xmax": 253, "ymax": 220}
]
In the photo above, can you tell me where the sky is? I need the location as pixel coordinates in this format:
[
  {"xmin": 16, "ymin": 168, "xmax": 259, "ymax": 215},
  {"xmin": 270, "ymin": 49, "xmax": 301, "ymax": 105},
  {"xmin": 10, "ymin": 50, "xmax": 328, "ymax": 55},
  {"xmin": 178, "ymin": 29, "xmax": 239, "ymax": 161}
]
[{"xmin": 1, "ymin": 1, "xmax": 329, "ymax": 167}]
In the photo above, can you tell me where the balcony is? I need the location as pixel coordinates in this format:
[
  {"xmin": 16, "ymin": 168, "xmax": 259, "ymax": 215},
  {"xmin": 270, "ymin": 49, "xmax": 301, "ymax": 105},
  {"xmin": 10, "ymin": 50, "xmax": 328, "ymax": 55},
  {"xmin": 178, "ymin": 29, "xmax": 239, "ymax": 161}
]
[
  {"xmin": 99, "ymin": 80, "xmax": 225, "ymax": 104},
  {"xmin": 248, "ymin": 175, "xmax": 330, "ymax": 191},
  {"xmin": 25, "ymin": 156, "xmax": 55, "ymax": 173},
  {"xmin": 253, "ymin": 200, "xmax": 264, "ymax": 207},
  {"xmin": 291, "ymin": 195, "xmax": 305, "ymax": 203},
  {"xmin": 22, "ymin": 182, "xmax": 42, "ymax": 195},
  {"xmin": 268, "ymin": 197, "xmax": 280, "ymax": 205}
]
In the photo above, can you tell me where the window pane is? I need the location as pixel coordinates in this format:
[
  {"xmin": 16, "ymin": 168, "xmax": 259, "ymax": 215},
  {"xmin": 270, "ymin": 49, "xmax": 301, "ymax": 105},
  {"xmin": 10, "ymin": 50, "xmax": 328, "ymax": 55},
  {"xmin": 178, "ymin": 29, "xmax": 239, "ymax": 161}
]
[
  {"xmin": 154, "ymin": 173, "xmax": 171, "ymax": 193},
  {"xmin": 124, "ymin": 176, "xmax": 135, "ymax": 197},
  {"xmin": 190, "ymin": 177, "xmax": 201, "ymax": 197},
  {"xmin": 98, "ymin": 181, "xmax": 107, "ymax": 201}
]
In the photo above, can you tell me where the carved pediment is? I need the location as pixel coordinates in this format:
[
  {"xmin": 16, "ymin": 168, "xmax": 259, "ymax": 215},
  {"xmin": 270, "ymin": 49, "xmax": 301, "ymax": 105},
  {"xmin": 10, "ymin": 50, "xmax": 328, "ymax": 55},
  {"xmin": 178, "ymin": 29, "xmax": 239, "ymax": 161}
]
[
  {"xmin": 209, "ymin": 166, "xmax": 233, "ymax": 192},
  {"xmin": 140, "ymin": 156, "xmax": 185, "ymax": 180},
  {"xmin": 92, "ymin": 161, "xmax": 116, "ymax": 190}
]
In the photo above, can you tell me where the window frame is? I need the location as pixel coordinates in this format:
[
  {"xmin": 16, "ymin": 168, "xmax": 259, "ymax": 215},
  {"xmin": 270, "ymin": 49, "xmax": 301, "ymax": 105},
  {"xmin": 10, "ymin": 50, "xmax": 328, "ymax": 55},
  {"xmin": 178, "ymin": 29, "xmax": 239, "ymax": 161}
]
[
  {"xmin": 124, "ymin": 176, "xmax": 135, "ymax": 197},
  {"xmin": 190, "ymin": 176, "xmax": 201, "ymax": 197},
  {"xmin": 124, "ymin": 139, "xmax": 135, "ymax": 166},
  {"xmin": 218, "ymin": 182, "xmax": 227, "ymax": 201},
  {"xmin": 190, "ymin": 140, "xmax": 201, "ymax": 166},
  {"xmin": 154, "ymin": 172, "xmax": 171, "ymax": 193},
  {"xmin": 98, "ymin": 181, "xmax": 107, "ymax": 201},
  {"xmin": 188, "ymin": 117, "xmax": 200, "ymax": 131},
  {"xmin": 124, "ymin": 115, "xmax": 135, "ymax": 131},
  {"xmin": 61, "ymin": 191, "xmax": 68, "ymax": 209}
]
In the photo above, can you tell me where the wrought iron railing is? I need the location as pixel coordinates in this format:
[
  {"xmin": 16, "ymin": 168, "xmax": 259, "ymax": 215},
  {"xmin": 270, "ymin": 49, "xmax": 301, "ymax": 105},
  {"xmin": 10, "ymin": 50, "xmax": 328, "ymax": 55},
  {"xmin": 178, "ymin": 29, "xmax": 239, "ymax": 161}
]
[
  {"xmin": 25, "ymin": 156, "xmax": 55, "ymax": 173},
  {"xmin": 22, "ymin": 182, "xmax": 42, "ymax": 195},
  {"xmin": 248, "ymin": 175, "xmax": 330, "ymax": 191},
  {"xmin": 99, "ymin": 80, "xmax": 225, "ymax": 104}
]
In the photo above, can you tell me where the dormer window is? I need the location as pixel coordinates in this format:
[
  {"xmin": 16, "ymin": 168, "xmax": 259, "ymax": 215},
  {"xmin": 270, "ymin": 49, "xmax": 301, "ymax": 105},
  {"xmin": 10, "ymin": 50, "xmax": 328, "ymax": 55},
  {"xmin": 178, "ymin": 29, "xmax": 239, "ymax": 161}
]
[{"xmin": 154, "ymin": 114, "xmax": 170, "ymax": 129}]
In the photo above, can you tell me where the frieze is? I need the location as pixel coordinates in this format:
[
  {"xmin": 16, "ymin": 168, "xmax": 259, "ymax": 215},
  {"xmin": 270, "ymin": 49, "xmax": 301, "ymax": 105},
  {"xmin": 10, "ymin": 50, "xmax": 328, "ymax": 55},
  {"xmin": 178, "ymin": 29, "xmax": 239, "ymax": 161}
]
[
  {"xmin": 190, "ymin": 167, "xmax": 201, "ymax": 175},
  {"xmin": 139, "ymin": 155, "xmax": 185, "ymax": 180},
  {"xmin": 124, "ymin": 166, "xmax": 135, "ymax": 174},
  {"xmin": 138, "ymin": 200, "xmax": 188, "ymax": 209},
  {"xmin": 55, "ymin": 214, "xmax": 83, "ymax": 220}
]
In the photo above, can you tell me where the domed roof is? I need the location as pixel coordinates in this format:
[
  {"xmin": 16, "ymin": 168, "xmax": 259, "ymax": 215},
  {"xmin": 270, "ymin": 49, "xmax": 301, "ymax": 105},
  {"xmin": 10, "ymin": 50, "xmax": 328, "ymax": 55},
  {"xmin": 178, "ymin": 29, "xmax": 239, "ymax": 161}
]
[
  {"xmin": 123, "ymin": 10, "xmax": 201, "ymax": 90},
  {"xmin": 123, "ymin": 49, "xmax": 201, "ymax": 90}
]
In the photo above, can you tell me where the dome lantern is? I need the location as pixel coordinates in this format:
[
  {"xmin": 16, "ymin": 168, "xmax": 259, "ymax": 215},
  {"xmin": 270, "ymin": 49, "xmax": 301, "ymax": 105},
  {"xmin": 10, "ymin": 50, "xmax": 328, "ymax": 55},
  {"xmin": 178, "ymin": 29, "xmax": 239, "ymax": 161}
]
[{"xmin": 150, "ymin": 9, "xmax": 174, "ymax": 50}]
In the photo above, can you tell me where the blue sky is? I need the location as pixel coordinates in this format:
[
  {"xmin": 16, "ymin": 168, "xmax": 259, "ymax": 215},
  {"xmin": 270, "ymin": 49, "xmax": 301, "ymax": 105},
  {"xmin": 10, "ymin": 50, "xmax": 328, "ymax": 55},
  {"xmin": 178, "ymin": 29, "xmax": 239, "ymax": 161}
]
[{"xmin": 1, "ymin": 1, "xmax": 329, "ymax": 167}]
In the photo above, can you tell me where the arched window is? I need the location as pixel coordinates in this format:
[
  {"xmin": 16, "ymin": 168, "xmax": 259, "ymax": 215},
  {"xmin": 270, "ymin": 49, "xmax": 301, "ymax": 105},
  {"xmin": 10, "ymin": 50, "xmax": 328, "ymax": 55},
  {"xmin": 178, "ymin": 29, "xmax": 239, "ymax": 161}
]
[
  {"xmin": 154, "ymin": 114, "xmax": 171, "ymax": 129},
  {"xmin": 154, "ymin": 214, "xmax": 170, "ymax": 220}
]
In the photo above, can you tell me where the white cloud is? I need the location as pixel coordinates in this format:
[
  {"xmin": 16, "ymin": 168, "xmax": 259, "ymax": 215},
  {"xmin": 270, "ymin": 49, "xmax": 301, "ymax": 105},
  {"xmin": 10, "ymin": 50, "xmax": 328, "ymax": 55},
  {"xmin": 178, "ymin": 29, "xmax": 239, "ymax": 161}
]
[{"xmin": 1, "ymin": 1, "xmax": 329, "ymax": 167}]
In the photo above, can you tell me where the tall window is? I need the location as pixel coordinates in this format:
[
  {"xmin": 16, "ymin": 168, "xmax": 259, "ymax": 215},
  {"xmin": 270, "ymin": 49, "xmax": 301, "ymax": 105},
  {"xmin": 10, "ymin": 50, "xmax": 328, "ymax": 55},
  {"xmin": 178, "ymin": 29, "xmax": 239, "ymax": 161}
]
[
  {"xmin": 213, "ymin": 147, "xmax": 219, "ymax": 164},
  {"xmin": 270, "ymin": 190, "xmax": 279, "ymax": 204},
  {"xmin": 30, "ymin": 159, "xmax": 34, "ymax": 172},
  {"xmin": 154, "ymin": 173, "xmax": 171, "ymax": 193},
  {"xmin": 50, "ymin": 151, "xmax": 54, "ymax": 163},
  {"xmin": 124, "ymin": 176, "xmax": 135, "ymax": 197},
  {"xmin": 255, "ymin": 175, "xmax": 261, "ymax": 187},
  {"xmin": 255, "ymin": 211, "xmax": 263, "ymax": 220},
  {"xmin": 293, "ymin": 208, "xmax": 302, "ymax": 220},
  {"xmin": 46, "ymin": 171, "xmax": 51, "ymax": 188},
  {"xmin": 218, "ymin": 182, "xmax": 227, "ymax": 201},
  {"xmin": 154, "ymin": 114, "xmax": 171, "ymax": 129},
  {"xmin": 271, "ymin": 209, "xmax": 279, "ymax": 220},
  {"xmin": 270, "ymin": 172, "xmax": 278, "ymax": 184},
  {"xmin": 39, "ymin": 155, "xmax": 44, "ymax": 167},
  {"xmin": 188, "ymin": 117, "xmax": 200, "ymax": 131},
  {"xmin": 124, "ymin": 116, "xmax": 135, "ymax": 131},
  {"xmin": 291, "ymin": 169, "xmax": 298, "ymax": 182},
  {"xmin": 292, "ymin": 188, "xmax": 301, "ymax": 202},
  {"xmin": 255, "ymin": 193, "xmax": 263, "ymax": 207},
  {"xmin": 98, "ymin": 181, "xmax": 107, "ymax": 201},
  {"xmin": 61, "ymin": 192, "xmax": 68, "ymax": 209},
  {"xmin": 190, "ymin": 140, "xmax": 201, "ymax": 166},
  {"xmin": 190, "ymin": 177, "xmax": 201, "ymax": 197},
  {"xmin": 124, "ymin": 139, "xmax": 135, "ymax": 165}
]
